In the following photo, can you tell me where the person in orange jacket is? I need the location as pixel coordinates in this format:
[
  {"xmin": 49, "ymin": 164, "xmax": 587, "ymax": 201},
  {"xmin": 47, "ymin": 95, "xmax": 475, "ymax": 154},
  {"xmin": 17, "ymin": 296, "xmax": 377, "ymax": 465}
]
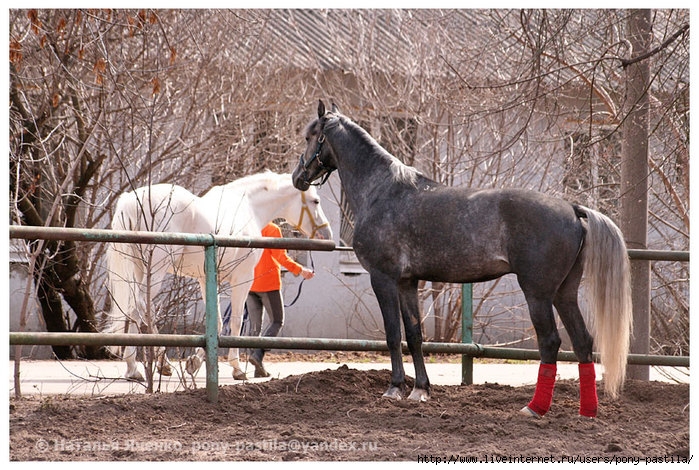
[{"xmin": 246, "ymin": 222, "xmax": 315, "ymax": 377}]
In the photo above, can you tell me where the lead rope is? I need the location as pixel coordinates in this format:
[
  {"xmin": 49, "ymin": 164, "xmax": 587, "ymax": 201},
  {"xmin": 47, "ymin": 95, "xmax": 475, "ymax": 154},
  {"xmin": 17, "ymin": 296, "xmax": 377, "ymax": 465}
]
[{"xmin": 284, "ymin": 250, "xmax": 314, "ymax": 308}]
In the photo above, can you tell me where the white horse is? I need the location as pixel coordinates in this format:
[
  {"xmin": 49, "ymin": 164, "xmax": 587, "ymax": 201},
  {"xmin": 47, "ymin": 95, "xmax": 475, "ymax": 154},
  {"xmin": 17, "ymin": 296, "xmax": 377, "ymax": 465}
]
[{"xmin": 105, "ymin": 171, "xmax": 333, "ymax": 381}]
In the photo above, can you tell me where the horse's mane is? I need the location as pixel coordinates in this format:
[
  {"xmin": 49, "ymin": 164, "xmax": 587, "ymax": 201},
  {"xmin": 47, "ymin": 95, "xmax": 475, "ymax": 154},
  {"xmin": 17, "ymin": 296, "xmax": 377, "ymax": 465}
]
[{"xmin": 338, "ymin": 115, "xmax": 422, "ymax": 188}]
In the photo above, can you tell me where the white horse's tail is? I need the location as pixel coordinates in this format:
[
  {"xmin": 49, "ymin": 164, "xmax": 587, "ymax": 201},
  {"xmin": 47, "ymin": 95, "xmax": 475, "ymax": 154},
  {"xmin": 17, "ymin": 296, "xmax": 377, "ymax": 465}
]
[
  {"xmin": 104, "ymin": 191, "xmax": 143, "ymax": 355},
  {"xmin": 579, "ymin": 206, "xmax": 633, "ymax": 399}
]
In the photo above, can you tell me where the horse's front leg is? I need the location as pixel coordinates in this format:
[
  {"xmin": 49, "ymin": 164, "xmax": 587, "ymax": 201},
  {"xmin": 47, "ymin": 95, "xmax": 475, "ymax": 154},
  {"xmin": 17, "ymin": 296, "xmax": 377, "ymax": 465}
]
[
  {"xmin": 226, "ymin": 279, "xmax": 254, "ymax": 380},
  {"xmin": 185, "ymin": 278, "xmax": 221, "ymax": 377},
  {"xmin": 370, "ymin": 272, "xmax": 406, "ymax": 399},
  {"xmin": 399, "ymin": 279, "xmax": 430, "ymax": 402},
  {"xmin": 226, "ymin": 293, "xmax": 248, "ymax": 380},
  {"xmin": 185, "ymin": 346, "xmax": 206, "ymax": 377}
]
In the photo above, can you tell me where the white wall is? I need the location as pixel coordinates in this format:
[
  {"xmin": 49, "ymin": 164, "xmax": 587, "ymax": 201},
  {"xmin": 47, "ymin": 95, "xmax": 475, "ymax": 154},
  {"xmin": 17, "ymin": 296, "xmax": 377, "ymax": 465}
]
[{"xmin": 9, "ymin": 241, "xmax": 55, "ymax": 359}]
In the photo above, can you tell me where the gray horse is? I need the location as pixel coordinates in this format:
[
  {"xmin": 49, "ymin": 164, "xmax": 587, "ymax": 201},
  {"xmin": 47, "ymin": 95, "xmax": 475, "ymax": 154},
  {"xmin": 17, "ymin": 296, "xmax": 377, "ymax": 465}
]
[{"xmin": 292, "ymin": 101, "xmax": 631, "ymax": 418}]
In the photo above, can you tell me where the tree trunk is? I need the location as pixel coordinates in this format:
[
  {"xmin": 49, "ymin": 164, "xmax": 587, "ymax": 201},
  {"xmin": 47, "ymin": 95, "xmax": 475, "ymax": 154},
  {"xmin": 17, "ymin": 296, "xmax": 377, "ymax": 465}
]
[
  {"xmin": 620, "ymin": 9, "xmax": 652, "ymax": 381},
  {"xmin": 29, "ymin": 239, "xmax": 106, "ymax": 359},
  {"xmin": 34, "ymin": 265, "xmax": 73, "ymax": 359}
]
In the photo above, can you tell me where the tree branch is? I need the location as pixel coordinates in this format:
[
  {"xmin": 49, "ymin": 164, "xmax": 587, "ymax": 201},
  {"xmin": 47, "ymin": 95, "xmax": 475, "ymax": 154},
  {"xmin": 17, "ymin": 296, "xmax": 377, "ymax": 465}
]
[{"xmin": 620, "ymin": 23, "xmax": 688, "ymax": 68}]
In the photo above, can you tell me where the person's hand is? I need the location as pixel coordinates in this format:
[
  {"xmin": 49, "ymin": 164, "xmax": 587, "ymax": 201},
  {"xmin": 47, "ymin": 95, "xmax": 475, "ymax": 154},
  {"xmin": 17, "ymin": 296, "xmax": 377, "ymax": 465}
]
[{"xmin": 300, "ymin": 267, "xmax": 315, "ymax": 280}]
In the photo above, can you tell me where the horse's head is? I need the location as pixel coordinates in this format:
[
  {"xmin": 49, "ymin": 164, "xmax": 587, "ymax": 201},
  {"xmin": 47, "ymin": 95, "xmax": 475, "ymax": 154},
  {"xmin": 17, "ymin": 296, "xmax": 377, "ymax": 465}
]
[
  {"xmin": 292, "ymin": 100, "xmax": 340, "ymax": 191},
  {"xmin": 289, "ymin": 184, "xmax": 333, "ymax": 240}
]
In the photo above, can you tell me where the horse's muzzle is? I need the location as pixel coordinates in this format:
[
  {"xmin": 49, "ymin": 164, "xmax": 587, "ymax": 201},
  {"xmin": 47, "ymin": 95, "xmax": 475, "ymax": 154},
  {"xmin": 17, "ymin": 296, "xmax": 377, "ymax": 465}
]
[
  {"xmin": 292, "ymin": 163, "xmax": 312, "ymax": 191},
  {"xmin": 313, "ymin": 224, "xmax": 333, "ymax": 241}
]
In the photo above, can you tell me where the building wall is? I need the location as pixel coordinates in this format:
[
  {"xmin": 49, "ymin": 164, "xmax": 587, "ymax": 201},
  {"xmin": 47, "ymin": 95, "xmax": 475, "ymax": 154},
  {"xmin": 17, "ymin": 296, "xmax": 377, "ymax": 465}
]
[{"xmin": 9, "ymin": 243, "xmax": 54, "ymax": 359}]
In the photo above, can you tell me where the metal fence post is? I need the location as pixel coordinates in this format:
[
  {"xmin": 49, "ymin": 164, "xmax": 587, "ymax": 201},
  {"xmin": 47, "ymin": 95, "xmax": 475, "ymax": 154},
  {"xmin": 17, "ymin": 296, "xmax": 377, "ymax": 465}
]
[
  {"xmin": 204, "ymin": 242, "xmax": 219, "ymax": 403},
  {"xmin": 461, "ymin": 283, "xmax": 473, "ymax": 385}
]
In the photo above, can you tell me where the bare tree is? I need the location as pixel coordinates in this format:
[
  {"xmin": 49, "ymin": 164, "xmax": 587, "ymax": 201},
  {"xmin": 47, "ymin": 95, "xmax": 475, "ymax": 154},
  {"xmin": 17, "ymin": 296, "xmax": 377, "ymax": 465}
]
[
  {"xmin": 9, "ymin": 9, "xmax": 242, "ymax": 358},
  {"xmin": 10, "ymin": 9, "xmax": 688, "ymax": 359}
]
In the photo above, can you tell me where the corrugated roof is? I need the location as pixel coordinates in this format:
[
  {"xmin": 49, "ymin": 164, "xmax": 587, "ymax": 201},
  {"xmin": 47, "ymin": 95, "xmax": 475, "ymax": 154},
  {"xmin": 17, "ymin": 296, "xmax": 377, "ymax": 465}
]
[
  {"xmin": 240, "ymin": 10, "xmax": 416, "ymax": 72},
  {"xmin": 225, "ymin": 9, "xmax": 688, "ymax": 88}
]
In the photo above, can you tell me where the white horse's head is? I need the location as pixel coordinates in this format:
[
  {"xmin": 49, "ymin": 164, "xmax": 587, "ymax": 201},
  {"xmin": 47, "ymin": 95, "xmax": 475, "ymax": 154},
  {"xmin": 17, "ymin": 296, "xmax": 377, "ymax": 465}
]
[
  {"xmin": 266, "ymin": 173, "xmax": 333, "ymax": 240},
  {"xmin": 286, "ymin": 184, "xmax": 333, "ymax": 240},
  {"xmin": 206, "ymin": 171, "xmax": 333, "ymax": 240}
]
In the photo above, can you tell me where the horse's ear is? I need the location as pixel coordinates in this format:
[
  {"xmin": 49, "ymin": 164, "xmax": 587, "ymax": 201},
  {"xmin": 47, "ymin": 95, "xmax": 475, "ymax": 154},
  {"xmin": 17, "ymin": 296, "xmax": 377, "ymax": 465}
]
[
  {"xmin": 317, "ymin": 100, "xmax": 326, "ymax": 118},
  {"xmin": 331, "ymin": 102, "xmax": 340, "ymax": 114}
]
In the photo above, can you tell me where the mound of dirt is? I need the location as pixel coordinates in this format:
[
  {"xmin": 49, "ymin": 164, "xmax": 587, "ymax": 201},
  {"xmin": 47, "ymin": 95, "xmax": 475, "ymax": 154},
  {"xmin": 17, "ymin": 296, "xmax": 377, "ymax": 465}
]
[{"xmin": 10, "ymin": 366, "xmax": 690, "ymax": 461}]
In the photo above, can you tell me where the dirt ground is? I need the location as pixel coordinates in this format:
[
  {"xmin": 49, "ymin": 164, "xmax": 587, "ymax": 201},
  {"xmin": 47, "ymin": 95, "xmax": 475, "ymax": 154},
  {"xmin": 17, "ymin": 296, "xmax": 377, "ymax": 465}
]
[{"xmin": 9, "ymin": 355, "xmax": 690, "ymax": 462}]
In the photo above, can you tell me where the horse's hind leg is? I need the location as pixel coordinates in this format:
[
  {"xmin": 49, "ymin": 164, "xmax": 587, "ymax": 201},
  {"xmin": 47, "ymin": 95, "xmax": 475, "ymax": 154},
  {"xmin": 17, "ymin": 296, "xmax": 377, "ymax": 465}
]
[
  {"xmin": 370, "ymin": 272, "xmax": 407, "ymax": 399},
  {"xmin": 399, "ymin": 279, "xmax": 430, "ymax": 402},
  {"xmin": 123, "ymin": 321, "xmax": 145, "ymax": 381},
  {"xmin": 520, "ymin": 291, "xmax": 561, "ymax": 418},
  {"xmin": 216, "ymin": 270, "xmax": 254, "ymax": 381},
  {"xmin": 554, "ymin": 258, "xmax": 597, "ymax": 417},
  {"xmin": 185, "ymin": 278, "xmax": 208, "ymax": 377},
  {"xmin": 226, "ymin": 281, "xmax": 251, "ymax": 380},
  {"xmin": 142, "ymin": 263, "xmax": 173, "ymax": 377},
  {"xmin": 150, "ymin": 323, "xmax": 172, "ymax": 377}
]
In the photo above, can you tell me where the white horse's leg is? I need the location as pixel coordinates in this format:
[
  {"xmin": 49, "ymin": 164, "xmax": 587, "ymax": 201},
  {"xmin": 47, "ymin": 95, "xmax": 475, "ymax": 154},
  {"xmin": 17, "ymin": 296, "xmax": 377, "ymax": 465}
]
[
  {"xmin": 185, "ymin": 350, "xmax": 204, "ymax": 377},
  {"xmin": 225, "ymin": 276, "xmax": 254, "ymax": 380},
  {"xmin": 156, "ymin": 350, "xmax": 173, "ymax": 376},
  {"xmin": 184, "ymin": 278, "xmax": 251, "ymax": 380},
  {"xmin": 226, "ymin": 298, "xmax": 247, "ymax": 380},
  {"xmin": 142, "ymin": 255, "xmax": 173, "ymax": 377},
  {"xmin": 123, "ymin": 320, "xmax": 145, "ymax": 381},
  {"xmin": 106, "ymin": 241, "xmax": 145, "ymax": 381},
  {"xmin": 185, "ymin": 277, "xmax": 222, "ymax": 377},
  {"xmin": 228, "ymin": 247, "xmax": 260, "ymax": 379},
  {"xmin": 151, "ymin": 323, "xmax": 172, "ymax": 377}
]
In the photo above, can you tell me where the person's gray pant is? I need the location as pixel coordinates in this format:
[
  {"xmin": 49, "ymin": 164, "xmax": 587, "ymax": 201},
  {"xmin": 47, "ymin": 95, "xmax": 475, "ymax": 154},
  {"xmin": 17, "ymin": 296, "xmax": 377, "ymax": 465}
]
[{"xmin": 245, "ymin": 290, "xmax": 285, "ymax": 341}]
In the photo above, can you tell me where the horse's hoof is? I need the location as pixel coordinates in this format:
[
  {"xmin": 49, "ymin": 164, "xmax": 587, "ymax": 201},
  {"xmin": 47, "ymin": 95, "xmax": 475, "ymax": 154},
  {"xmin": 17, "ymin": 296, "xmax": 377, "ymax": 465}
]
[
  {"xmin": 233, "ymin": 368, "xmax": 248, "ymax": 380},
  {"xmin": 248, "ymin": 354, "xmax": 270, "ymax": 378},
  {"xmin": 185, "ymin": 355, "xmax": 202, "ymax": 376},
  {"xmin": 382, "ymin": 386, "xmax": 403, "ymax": 400},
  {"xmin": 125, "ymin": 371, "xmax": 145, "ymax": 382},
  {"xmin": 519, "ymin": 406, "xmax": 543, "ymax": 418},
  {"xmin": 407, "ymin": 388, "xmax": 429, "ymax": 402}
]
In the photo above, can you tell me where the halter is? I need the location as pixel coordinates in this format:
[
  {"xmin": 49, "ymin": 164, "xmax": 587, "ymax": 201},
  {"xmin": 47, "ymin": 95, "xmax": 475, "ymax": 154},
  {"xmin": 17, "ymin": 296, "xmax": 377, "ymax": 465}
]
[
  {"xmin": 299, "ymin": 133, "xmax": 334, "ymax": 187},
  {"xmin": 294, "ymin": 191, "xmax": 330, "ymax": 239}
]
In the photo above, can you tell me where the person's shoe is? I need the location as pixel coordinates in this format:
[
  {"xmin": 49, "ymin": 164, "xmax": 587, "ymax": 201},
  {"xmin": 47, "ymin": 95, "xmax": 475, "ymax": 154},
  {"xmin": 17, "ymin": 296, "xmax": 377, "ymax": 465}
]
[{"xmin": 249, "ymin": 350, "xmax": 270, "ymax": 378}]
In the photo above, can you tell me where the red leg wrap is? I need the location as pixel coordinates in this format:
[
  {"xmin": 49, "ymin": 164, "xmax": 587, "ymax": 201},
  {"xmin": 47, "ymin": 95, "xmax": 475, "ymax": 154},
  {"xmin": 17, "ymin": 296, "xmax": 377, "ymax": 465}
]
[
  {"xmin": 526, "ymin": 363, "xmax": 557, "ymax": 417},
  {"xmin": 578, "ymin": 362, "xmax": 598, "ymax": 417}
]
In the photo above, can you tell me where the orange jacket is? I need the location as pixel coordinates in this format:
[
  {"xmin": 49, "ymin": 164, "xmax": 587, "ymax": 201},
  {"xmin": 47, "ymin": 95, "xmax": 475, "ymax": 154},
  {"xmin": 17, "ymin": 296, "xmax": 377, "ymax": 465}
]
[{"xmin": 251, "ymin": 223, "xmax": 303, "ymax": 292}]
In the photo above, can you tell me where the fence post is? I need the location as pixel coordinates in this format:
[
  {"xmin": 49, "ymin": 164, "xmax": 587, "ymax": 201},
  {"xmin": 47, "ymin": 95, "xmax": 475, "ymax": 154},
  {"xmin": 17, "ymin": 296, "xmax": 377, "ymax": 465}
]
[
  {"xmin": 204, "ymin": 243, "xmax": 219, "ymax": 403},
  {"xmin": 461, "ymin": 283, "xmax": 473, "ymax": 385}
]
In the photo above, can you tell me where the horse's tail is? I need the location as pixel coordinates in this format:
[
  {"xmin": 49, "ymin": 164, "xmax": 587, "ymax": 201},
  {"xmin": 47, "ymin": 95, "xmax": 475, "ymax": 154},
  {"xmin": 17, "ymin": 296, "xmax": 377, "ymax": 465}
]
[
  {"xmin": 104, "ymin": 191, "xmax": 143, "ymax": 355},
  {"xmin": 578, "ymin": 205, "xmax": 632, "ymax": 399}
]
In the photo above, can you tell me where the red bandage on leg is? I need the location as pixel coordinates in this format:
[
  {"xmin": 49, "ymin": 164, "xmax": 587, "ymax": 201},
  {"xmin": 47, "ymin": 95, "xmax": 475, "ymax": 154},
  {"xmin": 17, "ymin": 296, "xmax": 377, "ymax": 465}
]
[
  {"xmin": 578, "ymin": 362, "xmax": 598, "ymax": 417},
  {"xmin": 526, "ymin": 363, "xmax": 557, "ymax": 417}
]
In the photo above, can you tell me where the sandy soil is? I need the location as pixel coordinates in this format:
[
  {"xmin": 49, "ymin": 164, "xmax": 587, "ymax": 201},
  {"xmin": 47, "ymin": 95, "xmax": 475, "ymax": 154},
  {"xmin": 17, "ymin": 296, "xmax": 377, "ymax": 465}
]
[{"xmin": 9, "ymin": 362, "xmax": 690, "ymax": 462}]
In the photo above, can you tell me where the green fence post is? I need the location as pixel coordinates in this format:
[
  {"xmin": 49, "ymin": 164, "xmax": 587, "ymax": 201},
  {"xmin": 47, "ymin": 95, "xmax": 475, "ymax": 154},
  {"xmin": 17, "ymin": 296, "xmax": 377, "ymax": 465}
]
[
  {"xmin": 461, "ymin": 283, "xmax": 473, "ymax": 385},
  {"xmin": 204, "ymin": 243, "xmax": 219, "ymax": 403}
]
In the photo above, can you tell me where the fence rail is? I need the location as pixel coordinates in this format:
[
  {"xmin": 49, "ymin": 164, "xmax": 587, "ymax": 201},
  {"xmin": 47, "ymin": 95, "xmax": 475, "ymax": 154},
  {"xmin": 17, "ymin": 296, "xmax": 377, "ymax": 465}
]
[
  {"xmin": 9, "ymin": 225, "xmax": 337, "ymax": 251},
  {"xmin": 9, "ymin": 332, "xmax": 689, "ymax": 367},
  {"xmin": 10, "ymin": 225, "xmax": 689, "ymax": 402}
]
